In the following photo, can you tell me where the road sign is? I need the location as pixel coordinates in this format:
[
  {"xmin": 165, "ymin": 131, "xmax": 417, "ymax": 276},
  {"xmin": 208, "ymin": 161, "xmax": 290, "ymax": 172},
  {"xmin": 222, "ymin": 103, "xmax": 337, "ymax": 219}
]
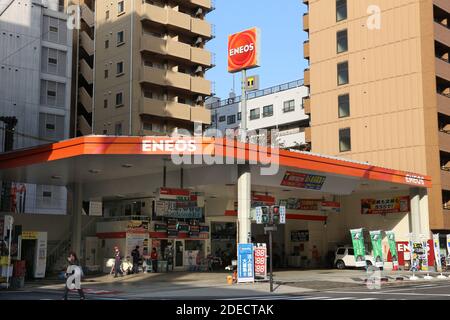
[
  {"xmin": 255, "ymin": 206, "xmax": 262, "ymax": 224},
  {"xmin": 237, "ymin": 243, "xmax": 254, "ymax": 283},
  {"xmin": 264, "ymin": 226, "xmax": 277, "ymax": 233},
  {"xmin": 280, "ymin": 206, "xmax": 286, "ymax": 224}
]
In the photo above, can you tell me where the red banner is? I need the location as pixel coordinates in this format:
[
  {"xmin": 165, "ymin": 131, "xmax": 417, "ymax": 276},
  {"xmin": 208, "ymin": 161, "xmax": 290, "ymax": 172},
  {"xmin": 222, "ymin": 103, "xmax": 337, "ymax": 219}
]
[{"xmin": 254, "ymin": 245, "xmax": 267, "ymax": 278}]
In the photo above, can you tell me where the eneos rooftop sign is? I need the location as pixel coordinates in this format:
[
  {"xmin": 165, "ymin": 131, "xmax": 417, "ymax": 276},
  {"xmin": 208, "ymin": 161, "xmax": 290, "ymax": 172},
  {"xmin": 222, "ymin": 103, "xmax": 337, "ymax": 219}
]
[{"xmin": 228, "ymin": 27, "xmax": 260, "ymax": 73}]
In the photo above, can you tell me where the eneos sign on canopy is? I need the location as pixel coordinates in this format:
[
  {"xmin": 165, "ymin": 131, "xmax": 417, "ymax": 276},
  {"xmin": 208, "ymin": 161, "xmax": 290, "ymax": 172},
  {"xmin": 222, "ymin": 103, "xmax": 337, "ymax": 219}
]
[{"xmin": 228, "ymin": 27, "xmax": 260, "ymax": 73}]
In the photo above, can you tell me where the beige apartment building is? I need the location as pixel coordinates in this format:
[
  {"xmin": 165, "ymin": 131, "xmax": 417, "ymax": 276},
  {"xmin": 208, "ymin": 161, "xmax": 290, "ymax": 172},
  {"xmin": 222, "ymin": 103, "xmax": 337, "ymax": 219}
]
[
  {"xmin": 303, "ymin": 0, "xmax": 450, "ymax": 230},
  {"xmin": 75, "ymin": 0, "xmax": 213, "ymax": 137}
]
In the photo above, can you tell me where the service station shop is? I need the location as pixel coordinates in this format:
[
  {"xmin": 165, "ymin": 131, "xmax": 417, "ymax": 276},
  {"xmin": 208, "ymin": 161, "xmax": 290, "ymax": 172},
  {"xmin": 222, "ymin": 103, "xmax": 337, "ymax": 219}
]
[{"xmin": 0, "ymin": 136, "xmax": 432, "ymax": 275}]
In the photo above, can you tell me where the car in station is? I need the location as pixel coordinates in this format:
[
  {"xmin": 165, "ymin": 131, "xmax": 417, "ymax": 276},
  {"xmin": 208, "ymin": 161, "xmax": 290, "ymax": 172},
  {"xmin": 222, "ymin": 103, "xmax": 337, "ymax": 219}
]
[{"xmin": 334, "ymin": 246, "xmax": 375, "ymax": 269}]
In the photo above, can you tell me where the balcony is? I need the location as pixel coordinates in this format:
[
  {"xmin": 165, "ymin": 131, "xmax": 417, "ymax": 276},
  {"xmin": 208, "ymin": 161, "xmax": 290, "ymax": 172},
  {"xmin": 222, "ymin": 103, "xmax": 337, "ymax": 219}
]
[
  {"xmin": 303, "ymin": 13, "xmax": 309, "ymax": 32},
  {"xmin": 438, "ymin": 93, "xmax": 450, "ymax": 115},
  {"xmin": 80, "ymin": 3, "xmax": 94, "ymax": 28},
  {"xmin": 191, "ymin": 18, "xmax": 212, "ymax": 38},
  {"xmin": 439, "ymin": 131, "xmax": 450, "ymax": 153},
  {"xmin": 80, "ymin": 59, "xmax": 93, "ymax": 84},
  {"xmin": 435, "ymin": 21, "xmax": 450, "ymax": 48},
  {"xmin": 190, "ymin": 0, "xmax": 212, "ymax": 9},
  {"xmin": 304, "ymin": 68, "xmax": 310, "ymax": 87},
  {"xmin": 141, "ymin": 3, "xmax": 212, "ymax": 38},
  {"xmin": 442, "ymin": 169, "xmax": 450, "ymax": 191},
  {"xmin": 80, "ymin": 30, "xmax": 94, "ymax": 56},
  {"xmin": 140, "ymin": 98, "xmax": 191, "ymax": 121},
  {"xmin": 191, "ymin": 106, "xmax": 211, "ymax": 124},
  {"xmin": 436, "ymin": 57, "xmax": 450, "ymax": 81},
  {"xmin": 78, "ymin": 115, "xmax": 92, "ymax": 136},
  {"xmin": 304, "ymin": 127, "xmax": 311, "ymax": 143},
  {"xmin": 434, "ymin": 0, "xmax": 450, "ymax": 13},
  {"xmin": 140, "ymin": 66, "xmax": 191, "ymax": 91},
  {"xmin": 303, "ymin": 40, "xmax": 310, "ymax": 60},
  {"xmin": 191, "ymin": 47, "xmax": 212, "ymax": 67},
  {"xmin": 191, "ymin": 76, "xmax": 211, "ymax": 95},
  {"xmin": 303, "ymin": 97, "xmax": 311, "ymax": 114},
  {"xmin": 79, "ymin": 87, "xmax": 92, "ymax": 113}
]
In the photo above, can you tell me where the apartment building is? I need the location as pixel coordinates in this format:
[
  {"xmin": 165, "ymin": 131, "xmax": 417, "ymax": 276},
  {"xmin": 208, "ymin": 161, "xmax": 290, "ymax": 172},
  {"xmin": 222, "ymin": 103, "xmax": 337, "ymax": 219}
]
[
  {"xmin": 76, "ymin": 0, "xmax": 214, "ymax": 137},
  {"xmin": 0, "ymin": 0, "xmax": 72, "ymax": 214},
  {"xmin": 207, "ymin": 80, "xmax": 311, "ymax": 150},
  {"xmin": 303, "ymin": 0, "xmax": 450, "ymax": 230}
]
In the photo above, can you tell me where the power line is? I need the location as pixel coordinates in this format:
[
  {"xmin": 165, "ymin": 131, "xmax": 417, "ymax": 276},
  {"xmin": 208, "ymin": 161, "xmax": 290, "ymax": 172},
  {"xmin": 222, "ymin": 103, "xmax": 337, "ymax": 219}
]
[{"xmin": 0, "ymin": 126, "xmax": 58, "ymax": 143}]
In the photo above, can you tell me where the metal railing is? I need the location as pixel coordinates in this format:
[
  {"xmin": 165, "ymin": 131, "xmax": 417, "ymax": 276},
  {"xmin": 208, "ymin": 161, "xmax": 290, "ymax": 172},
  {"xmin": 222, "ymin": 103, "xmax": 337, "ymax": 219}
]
[{"xmin": 207, "ymin": 79, "xmax": 304, "ymax": 109}]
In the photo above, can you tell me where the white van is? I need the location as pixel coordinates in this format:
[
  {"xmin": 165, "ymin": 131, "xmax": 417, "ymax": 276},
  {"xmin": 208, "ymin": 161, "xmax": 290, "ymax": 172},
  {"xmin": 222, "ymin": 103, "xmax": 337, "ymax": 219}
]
[{"xmin": 334, "ymin": 247, "xmax": 375, "ymax": 269}]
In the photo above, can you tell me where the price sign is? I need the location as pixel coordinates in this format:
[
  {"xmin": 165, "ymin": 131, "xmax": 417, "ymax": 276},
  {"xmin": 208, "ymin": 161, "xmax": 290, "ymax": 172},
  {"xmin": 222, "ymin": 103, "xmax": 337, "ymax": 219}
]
[{"xmin": 254, "ymin": 244, "xmax": 267, "ymax": 279}]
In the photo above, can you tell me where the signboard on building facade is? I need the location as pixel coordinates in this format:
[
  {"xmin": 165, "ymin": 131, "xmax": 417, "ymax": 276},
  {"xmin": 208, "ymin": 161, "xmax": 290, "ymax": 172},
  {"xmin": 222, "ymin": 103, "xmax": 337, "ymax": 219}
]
[
  {"xmin": 361, "ymin": 196, "xmax": 410, "ymax": 215},
  {"xmin": 291, "ymin": 230, "xmax": 309, "ymax": 242},
  {"xmin": 228, "ymin": 27, "xmax": 260, "ymax": 73},
  {"xmin": 237, "ymin": 243, "xmax": 254, "ymax": 283},
  {"xmin": 320, "ymin": 201, "xmax": 341, "ymax": 213},
  {"xmin": 127, "ymin": 220, "xmax": 149, "ymax": 232},
  {"xmin": 280, "ymin": 171, "xmax": 326, "ymax": 191},
  {"xmin": 279, "ymin": 198, "xmax": 321, "ymax": 210}
]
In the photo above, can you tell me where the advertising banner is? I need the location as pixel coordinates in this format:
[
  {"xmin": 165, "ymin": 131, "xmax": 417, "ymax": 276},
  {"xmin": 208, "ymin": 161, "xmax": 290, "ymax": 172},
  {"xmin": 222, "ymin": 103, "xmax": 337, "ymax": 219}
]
[
  {"xmin": 421, "ymin": 240, "xmax": 429, "ymax": 272},
  {"xmin": 361, "ymin": 196, "xmax": 410, "ymax": 215},
  {"xmin": 155, "ymin": 200, "xmax": 203, "ymax": 219},
  {"xmin": 237, "ymin": 243, "xmax": 254, "ymax": 283},
  {"xmin": 320, "ymin": 201, "xmax": 341, "ymax": 213},
  {"xmin": 127, "ymin": 220, "xmax": 149, "ymax": 232},
  {"xmin": 228, "ymin": 27, "xmax": 260, "ymax": 73},
  {"xmin": 386, "ymin": 231, "xmax": 399, "ymax": 270},
  {"xmin": 433, "ymin": 234, "xmax": 442, "ymax": 272},
  {"xmin": 350, "ymin": 228, "xmax": 367, "ymax": 267},
  {"xmin": 281, "ymin": 172, "xmax": 326, "ymax": 191},
  {"xmin": 369, "ymin": 230, "xmax": 384, "ymax": 268},
  {"xmin": 279, "ymin": 198, "xmax": 321, "ymax": 211},
  {"xmin": 390, "ymin": 240, "xmax": 435, "ymax": 267},
  {"xmin": 254, "ymin": 244, "xmax": 267, "ymax": 279}
]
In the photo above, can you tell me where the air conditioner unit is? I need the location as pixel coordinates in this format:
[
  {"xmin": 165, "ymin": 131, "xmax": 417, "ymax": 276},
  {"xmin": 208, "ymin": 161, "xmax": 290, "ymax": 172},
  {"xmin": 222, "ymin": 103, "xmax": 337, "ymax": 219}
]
[
  {"xmin": 195, "ymin": 8, "xmax": 203, "ymax": 17},
  {"xmin": 195, "ymin": 37, "xmax": 203, "ymax": 46},
  {"xmin": 194, "ymin": 66, "xmax": 203, "ymax": 74}
]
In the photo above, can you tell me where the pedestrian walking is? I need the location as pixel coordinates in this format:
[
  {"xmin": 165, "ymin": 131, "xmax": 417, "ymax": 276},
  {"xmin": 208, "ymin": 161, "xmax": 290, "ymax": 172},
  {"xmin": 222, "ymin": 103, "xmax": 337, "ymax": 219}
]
[
  {"xmin": 114, "ymin": 246, "xmax": 124, "ymax": 278},
  {"xmin": 131, "ymin": 245, "xmax": 141, "ymax": 274},
  {"xmin": 151, "ymin": 247, "xmax": 158, "ymax": 273},
  {"xmin": 62, "ymin": 252, "xmax": 85, "ymax": 300}
]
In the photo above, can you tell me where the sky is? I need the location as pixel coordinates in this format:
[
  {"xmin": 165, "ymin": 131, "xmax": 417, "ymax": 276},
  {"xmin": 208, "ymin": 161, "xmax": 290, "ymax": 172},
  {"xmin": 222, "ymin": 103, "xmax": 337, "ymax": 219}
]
[{"xmin": 206, "ymin": 0, "xmax": 309, "ymax": 99}]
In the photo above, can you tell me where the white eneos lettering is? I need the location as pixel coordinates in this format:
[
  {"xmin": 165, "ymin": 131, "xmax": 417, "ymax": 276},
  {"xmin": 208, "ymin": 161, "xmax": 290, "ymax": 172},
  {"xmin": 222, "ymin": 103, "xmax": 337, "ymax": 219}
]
[
  {"xmin": 142, "ymin": 140, "xmax": 197, "ymax": 153},
  {"xmin": 405, "ymin": 174, "xmax": 425, "ymax": 186},
  {"xmin": 229, "ymin": 43, "xmax": 255, "ymax": 57}
]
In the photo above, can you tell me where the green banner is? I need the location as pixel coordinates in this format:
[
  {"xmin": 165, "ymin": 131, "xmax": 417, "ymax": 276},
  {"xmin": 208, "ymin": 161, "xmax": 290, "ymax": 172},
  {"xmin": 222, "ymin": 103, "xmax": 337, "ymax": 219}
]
[
  {"xmin": 386, "ymin": 231, "xmax": 399, "ymax": 270},
  {"xmin": 350, "ymin": 228, "xmax": 366, "ymax": 267},
  {"xmin": 370, "ymin": 230, "xmax": 384, "ymax": 267}
]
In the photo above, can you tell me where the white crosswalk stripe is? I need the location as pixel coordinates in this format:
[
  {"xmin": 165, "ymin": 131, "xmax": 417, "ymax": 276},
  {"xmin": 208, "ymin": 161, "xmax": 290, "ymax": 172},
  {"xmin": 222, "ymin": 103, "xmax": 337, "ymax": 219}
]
[
  {"xmin": 323, "ymin": 297, "xmax": 354, "ymax": 300},
  {"xmin": 221, "ymin": 295, "xmax": 382, "ymax": 301},
  {"xmin": 357, "ymin": 298, "xmax": 378, "ymax": 300},
  {"xmin": 301, "ymin": 296, "xmax": 330, "ymax": 300}
]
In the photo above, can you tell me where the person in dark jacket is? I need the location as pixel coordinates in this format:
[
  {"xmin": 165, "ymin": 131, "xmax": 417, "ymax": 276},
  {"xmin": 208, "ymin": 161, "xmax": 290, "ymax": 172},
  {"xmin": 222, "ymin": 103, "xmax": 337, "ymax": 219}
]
[
  {"xmin": 151, "ymin": 247, "xmax": 158, "ymax": 273},
  {"xmin": 114, "ymin": 246, "xmax": 123, "ymax": 278},
  {"xmin": 131, "ymin": 246, "xmax": 141, "ymax": 274},
  {"xmin": 62, "ymin": 252, "xmax": 85, "ymax": 300}
]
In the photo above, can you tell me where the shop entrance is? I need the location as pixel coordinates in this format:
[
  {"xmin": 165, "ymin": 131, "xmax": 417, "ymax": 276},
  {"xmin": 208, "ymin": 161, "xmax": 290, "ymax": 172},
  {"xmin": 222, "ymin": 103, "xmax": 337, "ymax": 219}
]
[
  {"xmin": 175, "ymin": 240, "xmax": 184, "ymax": 269},
  {"xmin": 21, "ymin": 239, "xmax": 36, "ymax": 279}
]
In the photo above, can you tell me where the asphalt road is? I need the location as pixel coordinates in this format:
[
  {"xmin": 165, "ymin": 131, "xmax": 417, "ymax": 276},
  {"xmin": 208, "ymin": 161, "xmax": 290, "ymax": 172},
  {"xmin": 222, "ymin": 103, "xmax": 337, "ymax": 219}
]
[{"xmin": 2, "ymin": 282, "xmax": 450, "ymax": 300}]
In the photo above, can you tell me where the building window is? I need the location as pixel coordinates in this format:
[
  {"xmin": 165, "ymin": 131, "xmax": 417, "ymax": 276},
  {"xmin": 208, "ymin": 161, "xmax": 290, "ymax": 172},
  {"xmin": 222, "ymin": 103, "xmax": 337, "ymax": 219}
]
[
  {"xmin": 49, "ymin": 26, "xmax": 58, "ymax": 33},
  {"xmin": 263, "ymin": 105, "xmax": 273, "ymax": 117},
  {"xmin": 118, "ymin": 1, "xmax": 125, "ymax": 14},
  {"xmin": 105, "ymin": 40, "xmax": 109, "ymax": 49},
  {"xmin": 43, "ymin": 191, "xmax": 52, "ymax": 198},
  {"xmin": 47, "ymin": 90, "xmax": 56, "ymax": 98},
  {"xmin": 283, "ymin": 100, "xmax": 295, "ymax": 113},
  {"xmin": 48, "ymin": 57, "xmax": 57, "ymax": 65},
  {"xmin": 115, "ymin": 122, "xmax": 123, "ymax": 136},
  {"xmin": 116, "ymin": 62, "xmax": 124, "ymax": 75},
  {"xmin": 219, "ymin": 115, "xmax": 226, "ymax": 122},
  {"xmin": 337, "ymin": 61, "xmax": 349, "ymax": 85},
  {"xmin": 338, "ymin": 94, "xmax": 350, "ymax": 118},
  {"xmin": 250, "ymin": 108, "xmax": 260, "ymax": 120},
  {"xmin": 336, "ymin": 0, "xmax": 347, "ymax": 22},
  {"xmin": 237, "ymin": 112, "xmax": 241, "ymax": 121},
  {"xmin": 104, "ymin": 69, "xmax": 109, "ymax": 78},
  {"xmin": 339, "ymin": 128, "xmax": 351, "ymax": 152},
  {"xmin": 106, "ymin": 10, "xmax": 110, "ymax": 20},
  {"xmin": 117, "ymin": 31, "xmax": 124, "ymax": 45},
  {"xmin": 337, "ymin": 29, "xmax": 348, "ymax": 53},
  {"xmin": 104, "ymin": 99, "xmax": 108, "ymax": 108},
  {"xmin": 116, "ymin": 92, "xmax": 123, "ymax": 106},
  {"xmin": 227, "ymin": 115, "xmax": 236, "ymax": 125},
  {"xmin": 103, "ymin": 129, "xmax": 108, "ymax": 135},
  {"xmin": 46, "ymin": 123, "xmax": 55, "ymax": 130}
]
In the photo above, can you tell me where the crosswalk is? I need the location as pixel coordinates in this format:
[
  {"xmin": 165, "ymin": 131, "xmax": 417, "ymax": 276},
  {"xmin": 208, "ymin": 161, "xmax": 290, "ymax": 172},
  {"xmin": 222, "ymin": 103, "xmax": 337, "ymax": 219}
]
[{"xmin": 221, "ymin": 295, "xmax": 406, "ymax": 301}]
